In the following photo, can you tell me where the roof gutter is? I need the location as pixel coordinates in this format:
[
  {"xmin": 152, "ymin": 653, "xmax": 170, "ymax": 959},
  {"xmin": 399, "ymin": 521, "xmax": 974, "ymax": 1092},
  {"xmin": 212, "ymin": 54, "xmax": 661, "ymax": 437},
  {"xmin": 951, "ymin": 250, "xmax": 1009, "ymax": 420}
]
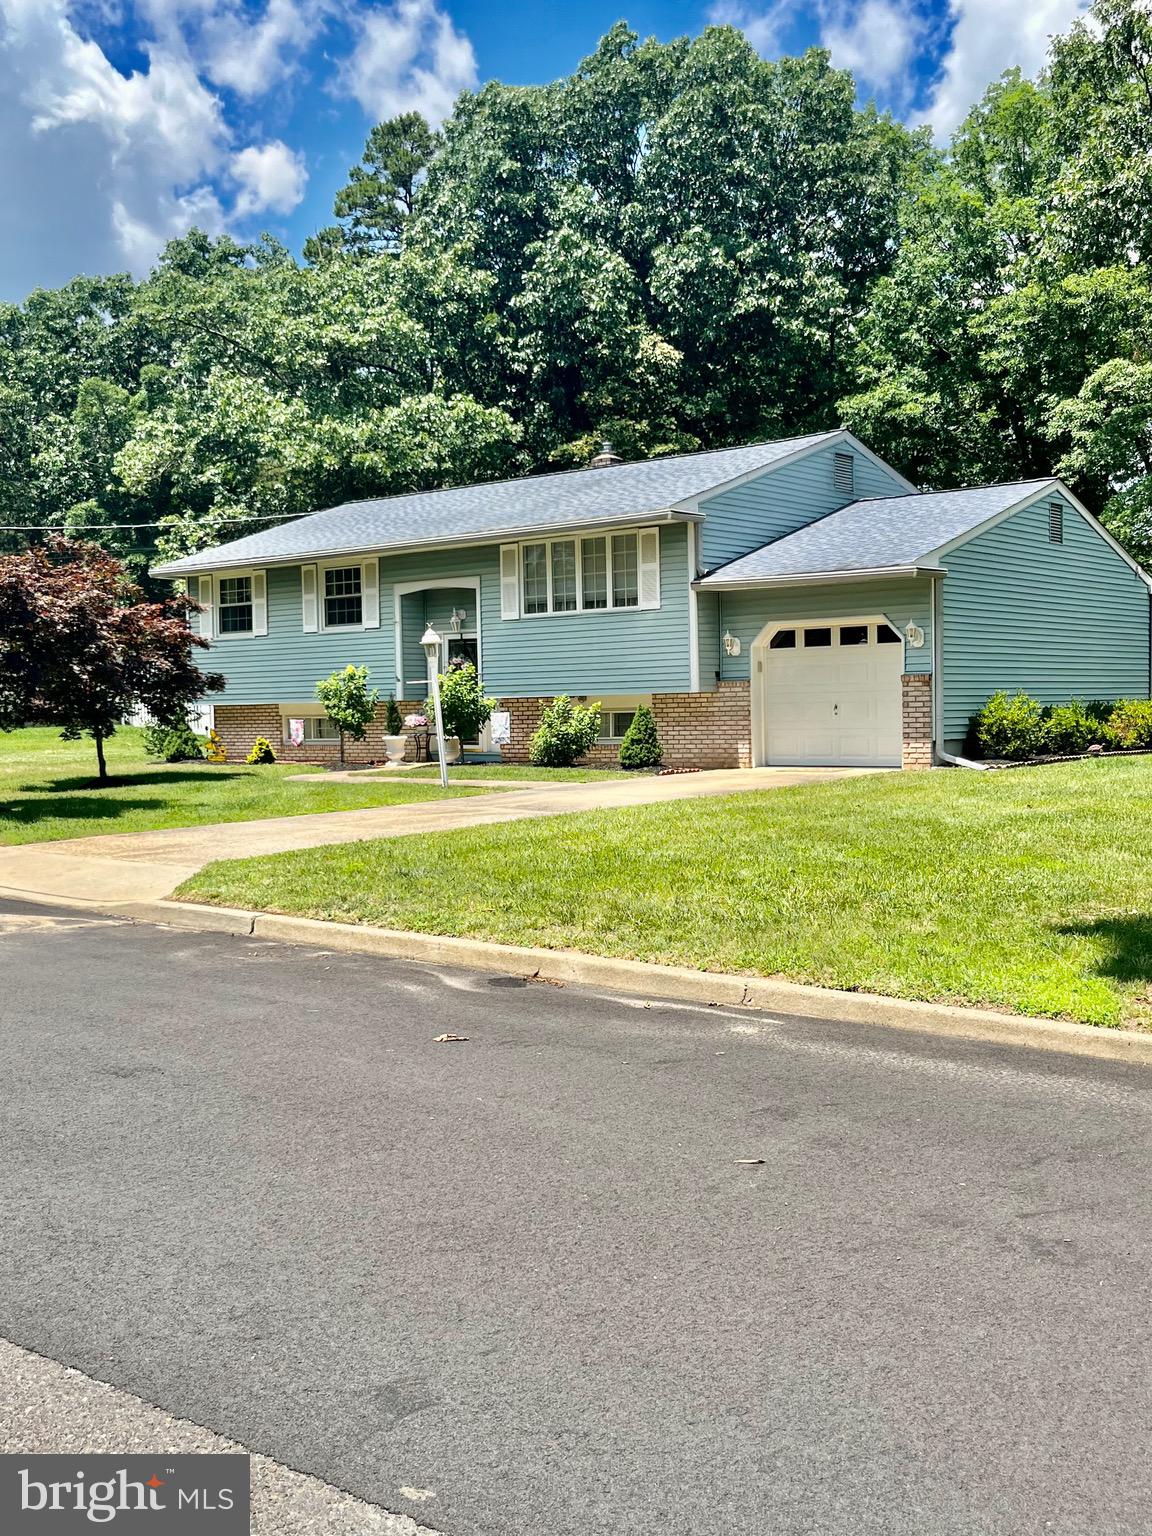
[
  {"xmin": 150, "ymin": 506, "xmax": 698, "ymax": 580},
  {"xmin": 693, "ymin": 564, "xmax": 945, "ymax": 591}
]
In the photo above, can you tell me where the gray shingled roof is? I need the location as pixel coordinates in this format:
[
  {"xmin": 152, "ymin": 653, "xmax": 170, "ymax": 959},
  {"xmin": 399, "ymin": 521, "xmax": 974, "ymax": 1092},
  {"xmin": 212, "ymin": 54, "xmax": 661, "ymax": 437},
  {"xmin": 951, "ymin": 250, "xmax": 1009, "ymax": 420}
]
[
  {"xmin": 152, "ymin": 431, "xmax": 838, "ymax": 576},
  {"xmin": 698, "ymin": 481, "xmax": 1057, "ymax": 585}
]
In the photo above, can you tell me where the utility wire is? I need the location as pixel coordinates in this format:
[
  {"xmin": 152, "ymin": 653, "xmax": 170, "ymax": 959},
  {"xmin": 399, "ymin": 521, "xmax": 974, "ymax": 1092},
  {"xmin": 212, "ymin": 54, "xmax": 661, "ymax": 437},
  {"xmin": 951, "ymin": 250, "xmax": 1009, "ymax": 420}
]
[{"xmin": 0, "ymin": 511, "xmax": 310, "ymax": 533}]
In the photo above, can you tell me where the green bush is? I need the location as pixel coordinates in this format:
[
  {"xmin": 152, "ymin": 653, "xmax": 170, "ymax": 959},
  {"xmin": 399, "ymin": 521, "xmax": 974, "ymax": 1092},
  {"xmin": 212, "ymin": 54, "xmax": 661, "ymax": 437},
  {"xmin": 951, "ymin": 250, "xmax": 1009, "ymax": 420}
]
[
  {"xmin": 972, "ymin": 691, "xmax": 1045, "ymax": 760},
  {"xmin": 142, "ymin": 719, "xmax": 204, "ymax": 762},
  {"xmin": 530, "ymin": 695, "xmax": 602, "ymax": 767},
  {"xmin": 618, "ymin": 705, "xmax": 663, "ymax": 769},
  {"xmin": 1041, "ymin": 700, "xmax": 1099, "ymax": 754},
  {"xmin": 384, "ymin": 694, "xmax": 403, "ymax": 735},
  {"xmin": 429, "ymin": 662, "xmax": 495, "ymax": 743},
  {"xmin": 315, "ymin": 664, "xmax": 378, "ymax": 766},
  {"xmin": 1106, "ymin": 698, "xmax": 1152, "ymax": 748},
  {"xmin": 246, "ymin": 736, "xmax": 276, "ymax": 764}
]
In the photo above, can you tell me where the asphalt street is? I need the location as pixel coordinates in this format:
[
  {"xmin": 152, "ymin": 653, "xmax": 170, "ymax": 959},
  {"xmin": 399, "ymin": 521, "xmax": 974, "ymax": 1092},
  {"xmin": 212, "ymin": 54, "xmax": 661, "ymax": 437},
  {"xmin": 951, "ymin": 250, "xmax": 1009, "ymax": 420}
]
[{"xmin": 2, "ymin": 896, "xmax": 1151, "ymax": 1535}]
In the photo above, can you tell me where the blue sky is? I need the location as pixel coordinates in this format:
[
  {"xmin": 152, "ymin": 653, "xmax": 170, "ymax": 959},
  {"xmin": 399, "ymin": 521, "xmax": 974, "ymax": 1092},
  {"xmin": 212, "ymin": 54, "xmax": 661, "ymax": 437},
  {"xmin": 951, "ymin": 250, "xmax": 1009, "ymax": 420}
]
[{"xmin": 0, "ymin": 0, "xmax": 1092, "ymax": 302}]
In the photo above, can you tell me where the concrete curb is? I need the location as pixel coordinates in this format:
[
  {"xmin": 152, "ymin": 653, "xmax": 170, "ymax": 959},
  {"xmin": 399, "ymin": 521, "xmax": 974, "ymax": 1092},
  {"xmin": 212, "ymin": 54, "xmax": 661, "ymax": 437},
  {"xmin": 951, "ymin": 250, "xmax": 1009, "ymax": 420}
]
[{"xmin": 118, "ymin": 898, "xmax": 1152, "ymax": 1067}]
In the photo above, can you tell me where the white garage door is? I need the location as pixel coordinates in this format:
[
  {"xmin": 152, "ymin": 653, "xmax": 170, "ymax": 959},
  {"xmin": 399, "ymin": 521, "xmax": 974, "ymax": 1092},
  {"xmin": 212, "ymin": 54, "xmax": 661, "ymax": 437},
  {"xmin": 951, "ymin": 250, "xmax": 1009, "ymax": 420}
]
[{"xmin": 762, "ymin": 621, "xmax": 904, "ymax": 767}]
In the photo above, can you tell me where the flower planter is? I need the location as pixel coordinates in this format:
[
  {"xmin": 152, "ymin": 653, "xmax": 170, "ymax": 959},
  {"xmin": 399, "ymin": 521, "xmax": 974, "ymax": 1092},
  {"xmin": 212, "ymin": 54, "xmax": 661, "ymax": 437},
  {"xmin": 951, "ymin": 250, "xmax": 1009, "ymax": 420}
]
[
  {"xmin": 429, "ymin": 734, "xmax": 462, "ymax": 764},
  {"xmin": 383, "ymin": 733, "xmax": 409, "ymax": 764}
]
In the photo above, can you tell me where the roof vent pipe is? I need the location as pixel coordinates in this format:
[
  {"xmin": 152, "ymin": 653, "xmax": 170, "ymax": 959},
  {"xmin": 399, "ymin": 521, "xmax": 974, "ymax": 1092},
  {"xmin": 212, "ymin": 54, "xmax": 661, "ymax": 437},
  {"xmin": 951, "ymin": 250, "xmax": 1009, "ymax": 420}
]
[{"xmin": 589, "ymin": 441, "xmax": 623, "ymax": 468}]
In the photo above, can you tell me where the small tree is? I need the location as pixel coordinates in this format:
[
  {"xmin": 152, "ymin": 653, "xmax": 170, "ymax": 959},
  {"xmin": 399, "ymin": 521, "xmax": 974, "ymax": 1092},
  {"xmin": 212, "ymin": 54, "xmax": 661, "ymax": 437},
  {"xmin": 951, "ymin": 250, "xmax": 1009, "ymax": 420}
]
[
  {"xmin": 428, "ymin": 661, "xmax": 495, "ymax": 744},
  {"xmin": 529, "ymin": 696, "xmax": 601, "ymax": 767},
  {"xmin": 315, "ymin": 664, "xmax": 378, "ymax": 766},
  {"xmin": 618, "ymin": 706, "xmax": 663, "ymax": 769},
  {"xmin": 384, "ymin": 694, "xmax": 403, "ymax": 735},
  {"xmin": 0, "ymin": 538, "xmax": 222, "ymax": 783}
]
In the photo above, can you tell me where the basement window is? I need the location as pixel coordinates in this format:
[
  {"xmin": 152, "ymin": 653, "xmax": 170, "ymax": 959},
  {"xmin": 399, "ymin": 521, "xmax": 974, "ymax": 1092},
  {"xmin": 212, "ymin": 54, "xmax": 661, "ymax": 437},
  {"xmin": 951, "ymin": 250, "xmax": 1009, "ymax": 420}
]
[{"xmin": 1048, "ymin": 502, "xmax": 1064, "ymax": 544}]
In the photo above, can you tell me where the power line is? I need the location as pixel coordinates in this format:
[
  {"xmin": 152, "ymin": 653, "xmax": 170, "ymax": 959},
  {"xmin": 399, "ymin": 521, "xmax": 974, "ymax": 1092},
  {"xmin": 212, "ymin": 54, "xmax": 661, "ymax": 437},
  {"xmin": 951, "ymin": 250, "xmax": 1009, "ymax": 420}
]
[{"xmin": 0, "ymin": 511, "xmax": 311, "ymax": 533}]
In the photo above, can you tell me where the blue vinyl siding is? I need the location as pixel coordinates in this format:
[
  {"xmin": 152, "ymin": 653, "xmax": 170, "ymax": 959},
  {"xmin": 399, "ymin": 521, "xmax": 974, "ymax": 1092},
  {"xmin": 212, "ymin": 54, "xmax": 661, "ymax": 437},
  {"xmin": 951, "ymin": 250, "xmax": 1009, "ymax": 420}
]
[
  {"xmin": 204, "ymin": 522, "xmax": 692, "ymax": 703},
  {"xmin": 696, "ymin": 589, "xmax": 721, "ymax": 690},
  {"xmin": 941, "ymin": 491, "xmax": 1151, "ymax": 744},
  {"xmin": 699, "ymin": 442, "xmax": 910, "ymax": 569},
  {"xmin": 713, "ymin": 577, "xmax": 934, "ymax": 681}
]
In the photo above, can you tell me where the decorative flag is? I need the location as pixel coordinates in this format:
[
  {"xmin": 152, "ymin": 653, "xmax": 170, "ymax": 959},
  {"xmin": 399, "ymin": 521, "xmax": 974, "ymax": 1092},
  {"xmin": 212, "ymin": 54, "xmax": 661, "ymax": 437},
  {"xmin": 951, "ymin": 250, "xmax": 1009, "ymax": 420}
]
[{"xmin": 288, "ymin": 718, "xmax": 305, "ymax": 746}]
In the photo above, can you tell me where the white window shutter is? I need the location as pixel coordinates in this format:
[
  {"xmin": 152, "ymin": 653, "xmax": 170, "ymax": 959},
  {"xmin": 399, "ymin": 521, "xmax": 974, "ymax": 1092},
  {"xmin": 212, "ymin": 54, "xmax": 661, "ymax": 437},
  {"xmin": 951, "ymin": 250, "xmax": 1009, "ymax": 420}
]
[
  {"xmin": 301, "ymin": 564, "xmax": 318, "ymax": 632},
  {"xmin": 362, "ymin": 558, "xmax": 380, "ymax": 627},
  {"xmin": 638, "ymin": 528, "xmax": 661, "ymax": 609},
  {"xmin": 197, "ymin": 574, "xmax": 214, "ymax": 639},
  {"xmin": 500, "ymin": 544, "xmax": 520, "ymax": 619},
  {"xmin": 251, "ymin": 570, "xmax": 268, "ymax": 636}
]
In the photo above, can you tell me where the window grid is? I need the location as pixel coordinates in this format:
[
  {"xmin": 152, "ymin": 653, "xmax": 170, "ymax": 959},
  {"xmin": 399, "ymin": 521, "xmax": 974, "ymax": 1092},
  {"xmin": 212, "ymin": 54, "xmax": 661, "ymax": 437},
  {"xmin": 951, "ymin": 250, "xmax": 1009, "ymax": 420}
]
[
  {"xmin": 520, "ymin": 530, "xmax": 646, "ymax": 615},
  {"xmin": 217, "ymin": 575, "xmax": 253, "ymax": 634},
  {"xmin": 324, "ymin": 566, "xmax": 363, "ymax": 628}
]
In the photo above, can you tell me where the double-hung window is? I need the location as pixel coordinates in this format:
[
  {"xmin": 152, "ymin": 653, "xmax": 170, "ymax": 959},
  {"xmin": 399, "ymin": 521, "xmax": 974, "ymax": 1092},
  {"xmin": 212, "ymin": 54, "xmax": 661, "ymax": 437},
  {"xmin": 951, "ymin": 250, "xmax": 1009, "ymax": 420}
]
[
  {"xmin": 324, "ymin": 566, "xmax": 363, "ymax": 628},
  {"xmin": 217, "ymin": 575, "xmax": 253, "ymax": 634},
  {"xmin": 518, "ymin": 529, "xmax": 647, "ymax": 616}
]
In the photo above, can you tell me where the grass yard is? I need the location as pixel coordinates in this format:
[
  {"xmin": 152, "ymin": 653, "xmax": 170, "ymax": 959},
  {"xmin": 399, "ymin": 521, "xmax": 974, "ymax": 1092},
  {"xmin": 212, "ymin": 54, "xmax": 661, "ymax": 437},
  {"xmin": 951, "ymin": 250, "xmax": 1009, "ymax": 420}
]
[
  {"xmin": 179, "ymin": 757, "xmax": 1152, "ymax": 1028},
  {"xmin": 404, "ymin": 763, "xmax": 636, "ymax": 781},
  {"xmin": 0, "ymin": 727, "xmax": 482, "ymax": 846}
]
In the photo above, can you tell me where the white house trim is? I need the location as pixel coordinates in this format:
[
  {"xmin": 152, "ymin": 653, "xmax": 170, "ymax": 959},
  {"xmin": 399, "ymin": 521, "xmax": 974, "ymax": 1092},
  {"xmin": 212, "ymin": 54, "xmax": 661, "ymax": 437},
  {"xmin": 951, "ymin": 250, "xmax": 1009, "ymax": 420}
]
[{"xmin": 687, "ymin": 521, "xmax": 701, "ymax": 692}]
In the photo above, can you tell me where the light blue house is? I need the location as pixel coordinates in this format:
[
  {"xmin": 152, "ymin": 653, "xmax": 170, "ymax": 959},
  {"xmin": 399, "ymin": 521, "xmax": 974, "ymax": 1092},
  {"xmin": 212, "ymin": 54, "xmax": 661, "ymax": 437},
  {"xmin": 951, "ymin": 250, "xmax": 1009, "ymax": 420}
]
[{"xmin": 152, "ymin": 431, "xmax": 1152, "ymax": 769}]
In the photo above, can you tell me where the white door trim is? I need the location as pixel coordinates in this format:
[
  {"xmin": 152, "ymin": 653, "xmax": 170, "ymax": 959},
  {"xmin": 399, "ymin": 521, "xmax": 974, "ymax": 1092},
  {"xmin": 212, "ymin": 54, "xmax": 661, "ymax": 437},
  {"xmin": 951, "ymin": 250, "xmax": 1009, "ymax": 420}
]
[{"xmin": 392, "ymin": 576, "xmax": 482, "ymax": 696}]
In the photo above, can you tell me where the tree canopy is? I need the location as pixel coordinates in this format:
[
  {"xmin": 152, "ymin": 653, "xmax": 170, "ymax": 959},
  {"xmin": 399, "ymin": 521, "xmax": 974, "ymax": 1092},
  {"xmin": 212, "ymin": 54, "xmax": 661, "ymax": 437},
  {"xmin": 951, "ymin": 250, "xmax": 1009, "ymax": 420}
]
[{"xmin": 2, "ymin": 0, "xmax": 1152, "ymax": 573}]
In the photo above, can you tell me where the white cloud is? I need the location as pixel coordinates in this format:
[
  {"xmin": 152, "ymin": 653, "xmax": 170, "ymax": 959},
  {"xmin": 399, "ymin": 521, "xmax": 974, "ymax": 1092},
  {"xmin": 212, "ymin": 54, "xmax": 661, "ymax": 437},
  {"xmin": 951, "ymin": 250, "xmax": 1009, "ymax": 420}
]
[
  {"xmin": 705, "ymin": 0, "xmax": 796, "ymax": 55},
  {"xmin": 923, "ymin": 0, "xmax": 1092, "ymax": 137},
  {"xmin": 231, "ymin": 138, "xmax": 308, "ymax": 217},
  {"xmin": 343, "ymin": 0, "xmax": 477, "ymax": 125},
  {"xmin": 0, "ymin": 0, "xmax": 319, "ymax": 296},
  {"xmin": 820, "ymin": 0, "xmax": 927, "ymax": 96}
]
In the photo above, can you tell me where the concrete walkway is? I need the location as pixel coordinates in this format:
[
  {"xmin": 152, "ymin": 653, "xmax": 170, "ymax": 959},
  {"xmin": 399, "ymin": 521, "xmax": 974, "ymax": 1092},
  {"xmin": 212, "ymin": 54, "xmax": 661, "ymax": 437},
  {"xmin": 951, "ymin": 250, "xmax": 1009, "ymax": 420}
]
[{"xmin": 0, "ymin": 766, "xmax": 874, "ymax": 908}]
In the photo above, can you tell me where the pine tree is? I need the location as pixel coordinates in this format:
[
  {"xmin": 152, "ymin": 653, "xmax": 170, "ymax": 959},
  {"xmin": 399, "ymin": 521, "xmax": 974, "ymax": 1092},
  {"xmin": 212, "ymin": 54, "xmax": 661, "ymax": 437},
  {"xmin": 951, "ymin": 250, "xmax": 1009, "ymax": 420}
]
[{"xmin": 618, "ymin": 706, "xmax": 662, "ymax": 769}]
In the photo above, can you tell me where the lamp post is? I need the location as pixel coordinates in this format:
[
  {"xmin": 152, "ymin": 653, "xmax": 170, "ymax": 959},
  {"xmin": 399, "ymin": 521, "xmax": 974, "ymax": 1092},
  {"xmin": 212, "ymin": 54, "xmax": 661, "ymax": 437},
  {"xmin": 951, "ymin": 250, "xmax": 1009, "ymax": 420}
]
[{"xmin": 421, "ymin": 624, "xmax": 449, "ymax": 788}]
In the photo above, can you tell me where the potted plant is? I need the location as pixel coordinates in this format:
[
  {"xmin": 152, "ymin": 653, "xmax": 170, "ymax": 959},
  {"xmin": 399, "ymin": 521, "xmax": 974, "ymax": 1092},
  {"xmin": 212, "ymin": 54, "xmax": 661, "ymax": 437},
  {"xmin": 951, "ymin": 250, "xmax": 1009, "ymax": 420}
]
[
  {"xmin": 382, "ymin": 694, "xmax": 408, "ymax": 763},
  {"xmin": 427, "ymin": 661, "xmax": 495, "ymax": 764}
]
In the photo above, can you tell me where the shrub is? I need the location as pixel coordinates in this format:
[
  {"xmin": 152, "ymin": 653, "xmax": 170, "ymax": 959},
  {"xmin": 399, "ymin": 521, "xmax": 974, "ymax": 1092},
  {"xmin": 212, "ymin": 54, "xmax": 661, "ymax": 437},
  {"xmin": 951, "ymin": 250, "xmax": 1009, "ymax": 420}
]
[
  {"xmin": 972, "ymin": 690, "xmax": 1045, "ymax": 760},
  {"xmin": 246, "ymin": 736, "xmax": 276, "ymax": 765},
  {"xmin": 530, "ymin": 695, "xmax": 602, "ymax": 767},
  {"xmin": 204, "ymin": 727, "xmax": 227, "ymax": 763},
  {"xmin": 1041, "ymin": 701, "xmax": 1099, "ymax": 755},
  {"xmin": 315, "ymin": 664, "xmax": 378, "ymax": 766},
  {"xmin": 1106, "ymin": 698, "xmax": 1152, "ymax": 748},
  {"xmin": 142, "ymin": 719, "xmax": 204, "ymax": 762},
  {"xmin": 384, "ymin": 694, "xmax": 403, "ymax": 735},
  {"xmin": 618, "ymin": 705, "xmax": 663, "ymax": 769},
  {"xmin": 428, "ymin": 662, "xmax": 495, "ymax": 743}
]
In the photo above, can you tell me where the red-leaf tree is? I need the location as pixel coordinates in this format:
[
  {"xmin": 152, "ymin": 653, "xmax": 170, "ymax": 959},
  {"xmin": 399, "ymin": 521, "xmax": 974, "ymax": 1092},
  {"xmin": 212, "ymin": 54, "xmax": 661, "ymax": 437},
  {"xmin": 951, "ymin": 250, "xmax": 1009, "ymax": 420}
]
[{"xmin": 0, "ymin": 538, "xmax": 224, "ymax": 783}]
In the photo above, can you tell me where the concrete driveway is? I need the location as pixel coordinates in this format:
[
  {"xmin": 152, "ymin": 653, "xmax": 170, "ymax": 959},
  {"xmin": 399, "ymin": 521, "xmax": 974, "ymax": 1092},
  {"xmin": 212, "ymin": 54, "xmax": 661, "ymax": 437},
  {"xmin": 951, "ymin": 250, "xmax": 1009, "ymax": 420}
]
[{"xmin": 0, "ymin": 766, "xmax": 873, "ymax": 907}]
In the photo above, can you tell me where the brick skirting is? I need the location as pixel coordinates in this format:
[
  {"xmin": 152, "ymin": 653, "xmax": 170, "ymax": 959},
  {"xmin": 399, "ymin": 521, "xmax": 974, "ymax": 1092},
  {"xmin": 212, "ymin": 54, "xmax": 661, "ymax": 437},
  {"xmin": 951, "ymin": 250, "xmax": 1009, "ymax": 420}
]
[
  {"xmin": 495, "ymin": 683, "xmax": 753, "ymax": 770},
  {"xmin": 901, "ymin": 673, "xmax": 934, "ymax": 769},
  {"xmin": 217, "ymin": 674, "xmax": 930, "ymax": 770}
]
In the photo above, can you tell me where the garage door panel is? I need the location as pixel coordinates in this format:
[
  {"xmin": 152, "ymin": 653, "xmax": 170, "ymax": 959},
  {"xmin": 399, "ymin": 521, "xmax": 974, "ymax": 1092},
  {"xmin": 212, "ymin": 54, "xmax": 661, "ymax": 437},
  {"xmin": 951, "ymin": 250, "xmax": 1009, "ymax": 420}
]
[{"xmin": 762, "ymin": 621, "xmax": 905, "ymax": 768}]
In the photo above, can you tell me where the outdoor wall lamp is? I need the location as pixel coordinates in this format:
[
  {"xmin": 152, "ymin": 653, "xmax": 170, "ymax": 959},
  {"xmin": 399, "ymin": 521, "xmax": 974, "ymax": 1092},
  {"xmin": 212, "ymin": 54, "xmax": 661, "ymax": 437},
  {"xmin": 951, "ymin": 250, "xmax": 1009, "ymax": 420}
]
[
  {"xmin": 723, "ymin": 630, "xmax": 741, "ymax": 657},
  {"xmin": 421, "ymin": 624, "xmax": 449, "ymax": 788}
]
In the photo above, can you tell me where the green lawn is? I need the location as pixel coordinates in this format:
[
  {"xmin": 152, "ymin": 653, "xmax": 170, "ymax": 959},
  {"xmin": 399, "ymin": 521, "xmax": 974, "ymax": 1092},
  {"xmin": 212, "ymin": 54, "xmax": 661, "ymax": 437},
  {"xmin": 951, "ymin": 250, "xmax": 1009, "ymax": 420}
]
[
  {"xmin": 404, "ymin": 763, "xmax": 637, "ymax": 781},
  {"xmin": 0, "ymin": 727, "xmax": 481, "ymax": 846},
  {"xmin": 178, "ymin": 757, "xmax": 1152, "ymax": 1028}
]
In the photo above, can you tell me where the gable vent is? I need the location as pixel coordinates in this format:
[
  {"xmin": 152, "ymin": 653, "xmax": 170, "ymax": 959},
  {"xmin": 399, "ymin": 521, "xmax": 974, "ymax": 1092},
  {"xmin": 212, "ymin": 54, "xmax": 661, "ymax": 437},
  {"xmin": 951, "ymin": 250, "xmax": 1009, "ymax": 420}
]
[
  {"xmin": 1048, "ymin": 502, "xmax": 1064, "ymax": 544},
  {"xmin": 833, "ymin": 450, "xmax": 854, "ymax": 495}
]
